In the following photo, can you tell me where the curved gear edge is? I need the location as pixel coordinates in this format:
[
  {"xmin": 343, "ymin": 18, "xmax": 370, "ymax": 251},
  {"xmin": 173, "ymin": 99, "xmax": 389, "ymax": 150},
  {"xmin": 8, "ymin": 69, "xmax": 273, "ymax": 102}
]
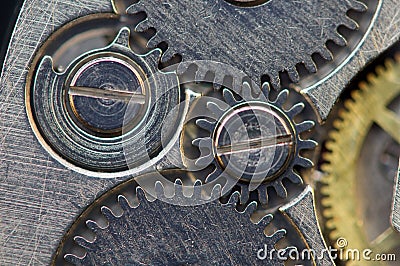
[
  {"xmin": 125, "ymin": 0, "xmax": 369, "ymax": 88},
  {"xmin": 320, "ymin": 54, "xmax": 400, "ymax": 252},
  {"xmin": 192, "ymin": 81, "xmax": 317, "ymax": 205},
  {"xmin": 62, "ymin": 179, "xmax": 287, "ymax": 264}
]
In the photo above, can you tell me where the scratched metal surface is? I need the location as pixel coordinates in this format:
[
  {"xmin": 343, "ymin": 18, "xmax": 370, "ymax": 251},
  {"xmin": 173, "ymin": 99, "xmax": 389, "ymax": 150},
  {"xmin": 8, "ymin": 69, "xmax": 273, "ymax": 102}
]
[
  {"xmin": 305, "ymin": 0, "xmax": 400, "ymax": 120},
  {"xmin": 0, "ymin": 1, "xmax": 120, "ymax": 265},
  {"xmin": 0, "ymin": 0, "xmax": 399, "ymax": 265}
]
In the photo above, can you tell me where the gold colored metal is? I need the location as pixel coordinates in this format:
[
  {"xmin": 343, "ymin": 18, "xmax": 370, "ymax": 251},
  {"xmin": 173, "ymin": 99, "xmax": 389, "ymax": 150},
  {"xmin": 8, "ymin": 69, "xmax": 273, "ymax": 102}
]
[{"xmin": 321, "ymin": 55, "xmax": 400, "ymax": 265}]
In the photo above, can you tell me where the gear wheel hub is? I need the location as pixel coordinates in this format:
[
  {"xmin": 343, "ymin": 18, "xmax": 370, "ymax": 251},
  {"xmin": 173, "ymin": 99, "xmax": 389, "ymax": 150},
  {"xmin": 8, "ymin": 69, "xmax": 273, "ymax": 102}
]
[{"xmin": 193, "ymin": 82, "xmax": 317, "ymax": 204}]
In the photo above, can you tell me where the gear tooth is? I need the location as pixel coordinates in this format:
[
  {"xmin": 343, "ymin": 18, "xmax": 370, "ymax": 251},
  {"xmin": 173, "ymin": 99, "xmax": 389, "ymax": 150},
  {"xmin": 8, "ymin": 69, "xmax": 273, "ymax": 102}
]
[
  {"xmin": 321, "ymin": 197, "xmax": 333, "ymax": 209},
  {"xmin": 228, "ymin": 191, "xmax": 240, "ymax": 205},
  {"xmin": 118, "ymin": 195, "xmax": 132, "ymax": 211},
  {"xmin": 195, "ymin": 119, "xmax": 215, "ymax": 132},
  {"xmin": 296, "ymin": 120, "xmax": 315, "ymax": 133},
  {"xmin": 351, "ymin": 0, "xmax": 368, "ymax": 12},
  {"xmin": 222, "ymin": 88, "xmax": 239, "ymax": 106},
  {"xmin": 384, "ymin": 58, "xmax": 395, "ymax": 69},
  {"xmin": 112, "ymin": 27, "xmax": 131, "ymax": 48},
  {"xmin": 258, "ymin": 185, "xmax": 268, "ymax": 205},
  {"xmin": 222, "ymin": 178, "xmax": 237, "ymax": 197},
  {"xmin": 332, "ymin": 32, "xmax": 347, "ymax": 47},
  {"xmin": 288, "ymin": 171, "xmax": 303, "ymax": 184},
  {"xmin": 274, "ymin": 182, "xmax": 288, "ymax": 198},
  {"xmin": 207, "ymin": 100, "xmax": 227, "ymax": 116},
  {"xmin": 258, "ymin": 213, "xmax": 273, "ymax": 228},
  {"xmin": 287, "ymin": 102, "xmax": 305, "ymax": 118},
  {"xmin": 350, "ymin": 89, "xmax": 363, "ymax": 101},
  {"xmin": 320, "ymin": 161, "xmax": 333, "ymax": 172},
  {"xmin": 194, "ymin": 65, "xmax": 209, "ymax": 81},
  {"xmin": 136, "ymin": 187, "xmax": 149, "ymax": 204},
  {"xmin": 270, "ymin": 75, "xmax": 281, "ymax": 90},
  {"xmin": 319, "ymin": 184, "xmax": 331, "ymax": 196},
  {"xmin": 232, "ymin": 76, "xmax": 243, "ymax": 92},
  {"xmin": 366, "ymin": 73, "xmax": 377, "ymax": 84},
  {"xmin": 154, "ymin": 181, "xmax": 166, "ymax": 199},
  {"xmin": 74, "ymin": 236, "xmax": 93, "ymax": 250},
  {"xmin": 195, "ymin": 154, "xmax": 214, "ymax": 168},
  {"xmin": 326, "ymin": 219, "xmax": 338, "ymax": 231},
  {"xmin": 331, "ymin": 120, "xmax": 343, "ymax": 131},
  {"xmin": 274, "ymin": 89, "xmax": 289, "ymax": 106},
  {"xmin": 194, "ymin": 138, "xmax": 212, "ymax": 154},
  {"xmin": 64, "ymin": 253, "xmax": 84, "ymax": 265},
  {"xmin": 100, "ymin": 206, "xmax": 116, "ymax": 221},
  {"xmin": 126, "ymin": 2, "xmax": 146, "ymax": 14},
  {"xmin": 86, "ymin": 220, "xmax": 102, "ymax": 232},
  {"xmin": 299, "ymin": 139, "xmax": 318, "ymax": 150},
  {"xmin": 193, "ymin": 180, "xmax": 202, "ymax": 199},
  {"xmin": 240, "ymin": 81, "xmax": 252, "ymax": 99},
  {"xmin": 243, "ymin": 201, "xmax": 257, "ymax": 215},
  {"xmin": 375, "ymin": 65, "xmax": 386, "ymax": 76},
  {"xmin": 239, "ymin": 185, "xmax": 250, "ymax": 204},
  {"xmin": 161, "ymin": 48, "xmax": 176, "ymax": 63},
  {"xmin": 317, "ymin": 47, "xmax": 333, "ymax": 61},
  {"xmin": 343, "ymin": 16, "xmax": 359, "ymax": 30},
  {"xmin": 324, "ymin": 138, "xmax": 336, "ymax": 150},
  {"xmin": 358, "ymin": 80, "xmax": 368, "ymax": 90},
  {"xmin": 287, "ymin": 68, "xmax": 300, "ymax": 83},
  {"xmin": 174, "ymin": 179, "xmax": 184, "ymax": 198},
  {"xmin": 210, "ymin": 183, "xmax": 222, "ymax": 199},
  {"xmin": 205, "ymin": 168, "xmax": 221, "ymax": 183},
  {"xmin": 135, "ymin": 19, "xmax": 152, "ymax": 32},
  {"xmin": 38, "ymin": 55, "xmax": 57, "ymax": 75},
  {"xmin": 176, "ymin": 61, "xmax": 192, "ymax": 75},
  {"xmin": 261, "ymin": 82, "xmax": 271, "ymax": 98},
  {"xmin": 304, "ymin": 57, "xmax": 317, "ymax": 73},
  {"xmin": 295, "ymin": 156, "xmax": 314, "ymax": 168},
  {"xmin": 269, "ymin": 229, "xmax": 286, "ymax": 242},
  {"xmin": 214, "ymin": 73, "xmax": 225, "ymax": 88},
  {"xmin": 147, "ymin": 33, "xmax": 163, "ymax": 48}
]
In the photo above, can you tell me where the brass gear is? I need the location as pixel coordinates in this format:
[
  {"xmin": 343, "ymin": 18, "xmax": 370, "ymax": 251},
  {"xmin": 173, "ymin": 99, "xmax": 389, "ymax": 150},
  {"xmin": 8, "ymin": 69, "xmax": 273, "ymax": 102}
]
[{"xmin": 320, "ymin": 54, "xmax": 400, "ymax": 265}]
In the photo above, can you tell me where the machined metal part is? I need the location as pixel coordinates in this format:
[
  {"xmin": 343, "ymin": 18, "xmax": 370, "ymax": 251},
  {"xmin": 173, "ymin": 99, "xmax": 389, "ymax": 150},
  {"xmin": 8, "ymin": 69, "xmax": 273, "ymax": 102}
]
[
  {"xmin": 54, "ymin": 174, "xmax": 288, "ymax": 265},
  {"xmin": 27, "ymin": 26, "xmax": 183, "ymax": 177},
  {"xmin": 192, "ymin": 85, "xmax": 317, "ymax": 204},
  {"xmin": 127, "ymin": 0, "xmax": 377, "ymax": 91},
  {"xmin": 320, "ymin": 55, "xmax": 400, "ymax": 265},
  {"xmin": 305, "ymin": 0, "xmax": 400, "ymax": 121},
  {"xmin": 0, "ymin": 0, "xmax": 398, "ymax": 264},
  {"xmin": 280, "ymin": 186, "xmax": 334, "ymax": 266}
]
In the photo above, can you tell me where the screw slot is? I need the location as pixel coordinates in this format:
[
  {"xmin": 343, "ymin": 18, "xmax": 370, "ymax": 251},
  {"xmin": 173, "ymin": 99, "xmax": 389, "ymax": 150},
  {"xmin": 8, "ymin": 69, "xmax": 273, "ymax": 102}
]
[{"xmin": 66, "ymin": 53, "xmax": 150, "ymax": 137}]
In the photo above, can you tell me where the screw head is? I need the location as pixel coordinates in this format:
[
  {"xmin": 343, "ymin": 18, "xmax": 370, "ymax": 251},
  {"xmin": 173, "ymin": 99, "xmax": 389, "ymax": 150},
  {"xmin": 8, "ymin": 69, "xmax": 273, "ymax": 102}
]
[
  {"xmin": 213, "ymin": 102, "xmax": 294, "ymax": 182},
  {"xmin": 66, "ymin": 53, "xmax": 150, "ymax": 137}
]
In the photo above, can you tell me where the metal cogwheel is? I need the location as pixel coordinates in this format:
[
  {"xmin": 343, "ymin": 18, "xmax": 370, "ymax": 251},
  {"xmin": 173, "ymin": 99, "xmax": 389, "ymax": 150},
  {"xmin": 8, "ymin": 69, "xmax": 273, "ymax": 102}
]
[
  {"xmin": 54, "ymin": 175, "xmax": 288, "ymax": 265},
  {"xmin": 25, "ymin": 26, "xmax": 183, "ymax": 178},
  {"xmin": 127, "ymin": 0, "xmax": 371, "ymax": 88},
  {"xmin": 320, "ymin": 55, "xmax": 400, "ymax": 265},
  {"xmin": 192, "ymin": 82, "xmax": 317, "ymax": 204}
]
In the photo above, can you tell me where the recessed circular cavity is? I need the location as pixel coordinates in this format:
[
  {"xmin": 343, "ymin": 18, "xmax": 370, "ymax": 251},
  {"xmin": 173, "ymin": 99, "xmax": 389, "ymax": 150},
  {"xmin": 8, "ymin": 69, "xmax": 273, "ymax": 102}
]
[
  {"xmin": 25, "ymin": 19, "xmax": 182, "ymax": 177},
  {"xmin": 213, "ymin": 102, "xmax": 294, "ymax": 182},
  {"xmin": 66, "ymin": 53, "xmax": 150, "ymax": 137}
]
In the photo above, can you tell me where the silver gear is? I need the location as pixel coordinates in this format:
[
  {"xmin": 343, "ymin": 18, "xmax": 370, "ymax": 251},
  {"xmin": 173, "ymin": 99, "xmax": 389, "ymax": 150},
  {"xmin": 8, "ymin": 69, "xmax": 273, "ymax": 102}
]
[
  {"xmin": 192, "ymin": 81, "xmax": 317, "ymax": 204},
  {"xmin": 55, "ymin": 176, "xmax": 288, "ymax": 265},
  {"xmin": 127, "ymin": 0, "xmax": 368, "ymax": 88}
]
